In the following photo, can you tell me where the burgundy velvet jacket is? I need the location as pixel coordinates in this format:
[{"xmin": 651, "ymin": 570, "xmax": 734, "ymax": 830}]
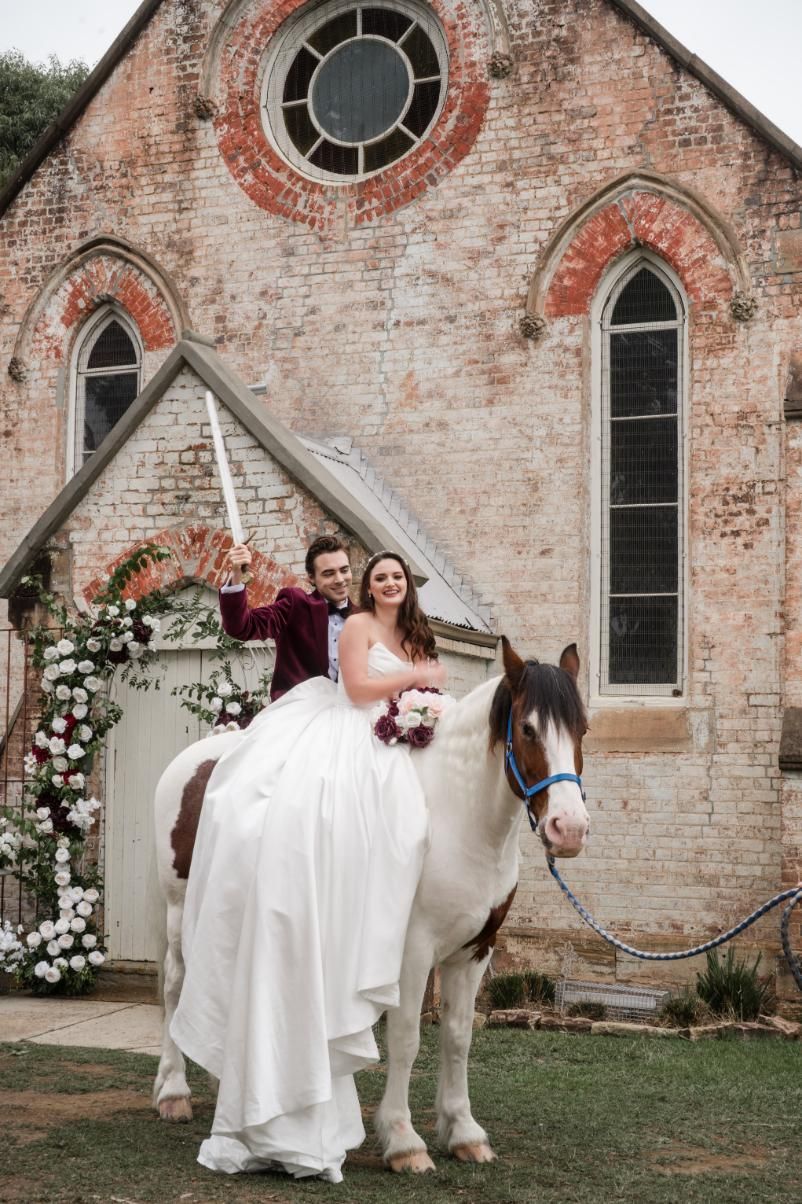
[{"xmin": 219, "ymin": 586, "xmax": 351, "ymax": 701}]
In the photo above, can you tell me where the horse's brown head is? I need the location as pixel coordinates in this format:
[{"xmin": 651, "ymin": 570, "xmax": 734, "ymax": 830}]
[{"xmin": 489, "ymin": 637, "xmax": 589, "ymax": 858}]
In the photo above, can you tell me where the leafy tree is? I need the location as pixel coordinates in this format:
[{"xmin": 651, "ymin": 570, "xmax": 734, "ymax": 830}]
[{"xmin": 0, "ymin": 51, "xmax": 89, "ymax": 190}]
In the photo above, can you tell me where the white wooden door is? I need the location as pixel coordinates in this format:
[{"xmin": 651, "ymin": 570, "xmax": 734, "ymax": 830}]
[
  {"xmin": 104, "ymin": 651, "xmax": 204, "ymax": 962},
  {"xmin": 104, "ymin": 642, "xmax": 274, "ymax": 963}
]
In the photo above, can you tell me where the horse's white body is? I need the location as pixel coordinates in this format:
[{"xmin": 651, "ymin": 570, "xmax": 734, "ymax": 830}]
[{"xmin": 153, "ymin": 658, "xmax": 588, "ymax": 1170}]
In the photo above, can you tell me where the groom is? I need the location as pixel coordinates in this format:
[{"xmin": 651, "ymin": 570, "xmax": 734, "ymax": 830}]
[{"xmin": 219, "ymin": 535, "xmax": 356, "ymax": 701}]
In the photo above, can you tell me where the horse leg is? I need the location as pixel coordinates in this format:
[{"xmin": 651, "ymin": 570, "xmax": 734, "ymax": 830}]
[
  {"xmin": 153, "ymin": 896, "xmax": 193, "ymax": 1122},
  {"xmin": 436, "ymin": 955, "xmax": 496, "ymax": 1163},
  {"xmin": 375, "ymin": 938, "xmax": 436, "ymax": 1173}
]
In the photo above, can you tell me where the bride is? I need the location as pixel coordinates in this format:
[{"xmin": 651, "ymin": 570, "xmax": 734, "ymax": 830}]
[{"xmin": 170, "ymin": 550, "xmax": 446, "ymax": 1182}]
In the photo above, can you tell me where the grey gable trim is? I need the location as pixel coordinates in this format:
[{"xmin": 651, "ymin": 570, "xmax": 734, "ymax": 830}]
[
  {"xmin": 0, "ymin": 0, "xmax": 165, "ymax": 218},
  {"xmin": 609, "ymin": 0, "xmax": 802, "ymax": 170},
  {"xmin": 0, "ymin": 334, "xmax": 428, "ymax": 596}
]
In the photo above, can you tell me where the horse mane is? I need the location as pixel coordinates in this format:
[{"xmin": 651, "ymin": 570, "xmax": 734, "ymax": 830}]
[{"xmin": 488, "ymin": 660, "xmax": 587, "ymax": 751}]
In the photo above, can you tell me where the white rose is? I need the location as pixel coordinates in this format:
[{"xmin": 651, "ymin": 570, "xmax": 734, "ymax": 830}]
[
  {"xmin": 55, "ymin": 847, "xmax": 70, "ymax": 863},
  {"xmin": 51, "ymin": 717, "xmax": 67, "ymax": 734},
  {"xmin": 69, "ymin": 955, "xmax": 86, "ymax": 971},
  {"xmin": 70, "ymin": 916, "xmax": 86, "ymax": 933},
  {"xmin": 55, "ymin": 685, "xmax": 72, "ymax": 701},
  {"xmin": 47, "ymin": 939, "xmax": 61, "ymax": 957},
  {"xmin": 52, "ymin": 756, "xmax": 68, "ymax": 772},
  {"xmin": 142, "ymin": 614, "xmax": 159, "ymax": 630},
  {"xmin": 26, "ymin": 932, "xmax": 42, "ymax": 948},
  {"xmin": 121, "ymin": 616, "xmax": 133, "ymax": 629},
  {"xmin": 43, "ymin": 664, "xmax": 61, "ymax": 681},
  {"xmin": 58, "ymin": 659, "xmax": 77, "ymax": 675},
  {"xmin": 82, "ymin": 888, "xmax": 99, "ymax": 904},
  {"xmin": 24, "ymin": 752, "xmax": 39, "ymax": 775},
  {"xmin": 86, "ymin": 637, "xmax": 102, "ymax": 653},
  {"xmin": 81, "ymin": 933, "xmax": 97, "ymax": 949},
  {"xmin": 225, "ymin": 701, "xmax": 241, "ymax": 716},
  {"xmin": 217, "ymin": 681, "xmax": 233, "ymax": 697},
  {"xmin": 109, "ymin": 638, "xmax": 123, "ymax": 652},
  {"xmin": 57, "ymin": 933, "xmax": 74, "ymax": 949},
  {"xmin": 60, "ymin": 911, "xmax": 75, "ymax": 925},
  {"xmin": 72, "ymin": 688, "xmax": 88, "ymax": 703},
  {"xmin": 121, "ymin": 631, "xmax": 133, "ymax": 644},
  {"xmin": 35, "ymin": 807, "xmax": 51, "ymax": 821},
  {"xmin": 41, "ymin": 678, "xmax": 54, "ymax": 693},
  {"xmin": 210, "ymin": 697, "xmax": 223, "ymax": 712},
  {"xmin": 57, "ymin": 639, "xmax": 75, "ymax": 656},
  {"xmin": 54, "ymin": 918, "xmax": 70, "ymax": 935},
  {"xmin": 44, "ymin": 966, "xmax": 61, "ymax": 984},
  {"xmin": 225, "ymin": 721, "xmax": 239, "ymax": 732},
  {"xmin": 107, "ymin": 605, "xmax": 120, "ymax": 618},
  {"xmin": 68, "ymin": 772, "xmax": 85, "ymax": 790},
  {"xmin": 44, "ymin": 646, "xmax": 59, "ymax": 662},
  {"xmin": 78, "ymin": 725, "xmax": 93, "ymax": 742},
  {"xmin": 68, "ymin": 886, "xmax": 84, "ymax": 902},
  {"xmin": 48, "ymin": 736, "xmax": 66, "ymax": 755},
  {"xmin": 34, "ymin": 730, "xmax": 49, "ymax": 748},
  {"xmin": 34, "ymin": 960, "xmax": 49, "ymax": 978},
  {"xmin": 124, "ymin": 598, "xmax": 137, "ymax": 611},
  {"xmin": 83, "ymin": 677, "xmax": 101, "ymax": 692},
  {"xmin": 53, "ymin": 957, "xmax": 68, "ymax": 971},
  {"xmin": 87, "ymin": 950, "xmax": 105, "ymax": 967},
  {"xmin": 77, "ymin": 660, "xmax": 94, "ymax": 674},
  {"xmin": 128, "ymin": 642, "xmax": 143, "ymax": 659},
  {"xmin": 67, "ymin": 744, "xmax": 85, "ymax": 760},
  {"xmin": 76, "ymin": 901, "xmax": 93, "ymax": 918},
  {"xmin": 37, "ymin": 818, "xmax": 54, "ymax": 834},
  {"xmin": 51, "ymin": 774, "xmax": 64, "ymax": 787},
  {"xmin": 54, "ymin": 871, "xmax": 71, "ymax": 887},
  {"xmin": 72, "ymin": 703, "xmax": 88, "ymax": 719}
]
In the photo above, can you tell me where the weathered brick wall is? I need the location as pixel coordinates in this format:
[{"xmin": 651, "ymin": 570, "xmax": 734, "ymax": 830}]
[{"xmin": 1, "ymin": 0, "xmax": 801, "ymax": 987}]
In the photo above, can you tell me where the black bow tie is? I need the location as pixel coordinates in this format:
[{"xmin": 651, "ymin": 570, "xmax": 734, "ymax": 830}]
[{"xmin": 328, "ymin": 601, "xmax": 350, "ymax": 616}]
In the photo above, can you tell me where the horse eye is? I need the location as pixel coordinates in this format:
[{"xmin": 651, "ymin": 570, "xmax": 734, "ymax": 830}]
[{"xmin": 522, "ymin": 722, "xmax": 536, "ymax": 741}]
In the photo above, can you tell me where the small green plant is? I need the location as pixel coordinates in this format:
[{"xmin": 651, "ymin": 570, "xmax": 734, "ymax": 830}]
[
  {"xmin": 658, "ymin": 986, "xmax": 709, "ymax": 1028},
  {"xmin": 522, "ymin": 970, "xmax": 556, "ymax": 1006},
  {"xmin": 695, "ymin": 948, "xmax": 774, "ymax": 1021},
  {"xmin": 488, "ymin": 973, "xmax": 527, "ymax": 1009},
  {"xmin": 566, "ymin": 1000, "xmax": 607, "ymax": 1021}
]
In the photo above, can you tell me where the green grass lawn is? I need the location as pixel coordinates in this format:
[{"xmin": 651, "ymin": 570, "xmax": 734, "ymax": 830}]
[{"xmin": 1, "ymin": 1026, "xmax": 801, "ymax": 1203}]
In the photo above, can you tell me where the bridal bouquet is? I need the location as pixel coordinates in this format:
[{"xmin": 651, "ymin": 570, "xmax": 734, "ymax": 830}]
[{"xmin": 372, "ymin": 688, "xmax": 453, "ymax": 749}]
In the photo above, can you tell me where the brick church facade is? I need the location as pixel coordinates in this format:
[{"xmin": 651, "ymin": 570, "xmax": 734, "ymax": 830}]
[{"xmin": 1, "ymin": 0, "xmax": 801, "ymax": 995}]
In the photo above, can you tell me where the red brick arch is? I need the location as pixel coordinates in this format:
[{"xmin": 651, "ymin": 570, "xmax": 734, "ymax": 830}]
[
  {"xmin": 542, "ymin": 190, "xmax": 736, "ymax": 318},
  {"xmin": 83, "ymin": 527, "xmax": 301, "ymax": 609},
  {"xmin": 208, "ymin": 0, "xmax": 490, "ymax": 230}
]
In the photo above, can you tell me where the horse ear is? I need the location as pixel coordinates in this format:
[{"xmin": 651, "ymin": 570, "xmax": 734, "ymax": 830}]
[
  {"xmin": 559, "ymin": 642, "xmax": 580, "ymax": 679},
  {"xmin": 501, "ymin": 635, "xmax": 526, "ymax": 689}
]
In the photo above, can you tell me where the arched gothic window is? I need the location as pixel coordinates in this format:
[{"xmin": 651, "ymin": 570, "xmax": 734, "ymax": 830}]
[
  {"xmin": 596, "ymin": 257, "xmax": 686, "ymax": 697},
  {"xmin": 71, "ymin": 310, "xmax": 141, "ymax": 474}
]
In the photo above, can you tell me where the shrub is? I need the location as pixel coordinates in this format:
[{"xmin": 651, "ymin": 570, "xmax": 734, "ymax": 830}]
[
  {"xmin": 487, "ymin": 973, "xmax": 527, "ymax": 1009},
  {"xmin": 658, "ymin": 986, "xmax": 708, "ymax": 1028},
  {"xmin": 695, "ymin": 948, "xmax": 774, "ymax": 1021},
  {"xmin": 566, "ymin": 1001, "xmax": 606, "ymax": 1021},
  {"xmin": 522, "ymin": 970, "xmax": 556, "ymax": 1006}
]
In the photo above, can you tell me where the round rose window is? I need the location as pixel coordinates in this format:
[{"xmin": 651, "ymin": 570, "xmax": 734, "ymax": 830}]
[{"xmin": 262, "ymin": 2, "xmax": 448, "ymax": 182}]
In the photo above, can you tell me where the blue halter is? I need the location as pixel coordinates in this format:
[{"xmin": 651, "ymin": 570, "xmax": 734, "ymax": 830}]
[{"xmin": 505, "ymin": 711, "xmax": 585, "ymax": 833}]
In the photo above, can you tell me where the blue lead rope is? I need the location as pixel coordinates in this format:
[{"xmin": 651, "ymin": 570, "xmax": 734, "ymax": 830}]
[{"xmin": 546, "ymin": 855, "xmax": 802, "ymax": 993}]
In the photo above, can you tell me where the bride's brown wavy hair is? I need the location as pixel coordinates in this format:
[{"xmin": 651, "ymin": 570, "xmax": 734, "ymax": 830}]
[{"xmin": 359, "ymin": 552, "xmax": 438, "ymax": 664}]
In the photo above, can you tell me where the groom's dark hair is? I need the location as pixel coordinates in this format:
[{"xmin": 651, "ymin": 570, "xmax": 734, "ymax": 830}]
[{"xmin": 305, "ymin": 535, "xmax": 348, "ymax": 576}]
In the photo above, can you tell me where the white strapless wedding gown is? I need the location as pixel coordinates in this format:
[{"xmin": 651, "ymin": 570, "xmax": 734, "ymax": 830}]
[{"xmin": 170, "ymin": 643, "xmax": 429, "ymax": 1182}]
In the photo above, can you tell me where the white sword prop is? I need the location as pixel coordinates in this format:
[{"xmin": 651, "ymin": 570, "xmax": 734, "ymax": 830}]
[{"xmin": 205, "ymin": 389, "xmax": 251, "ymax": 584}]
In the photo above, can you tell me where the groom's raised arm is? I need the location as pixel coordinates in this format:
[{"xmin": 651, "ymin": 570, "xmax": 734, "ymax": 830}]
[{"xmin": 219, "ymin": 585, "xmax": 296, "ymax": 642}]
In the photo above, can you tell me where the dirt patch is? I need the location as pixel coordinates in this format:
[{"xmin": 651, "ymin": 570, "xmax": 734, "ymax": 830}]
[
  {"xmin": 2, "ymin": 1087, "xmax": 150, "ymax": 1146},
  {"xmin": 651, "ymin": 1141, "xmax": 770, "ymax": 1175}
]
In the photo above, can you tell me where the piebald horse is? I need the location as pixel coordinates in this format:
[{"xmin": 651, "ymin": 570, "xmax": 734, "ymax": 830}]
[{"xmin": 152, "ymin": 638, "xmax": 589, "ymax": 1171}]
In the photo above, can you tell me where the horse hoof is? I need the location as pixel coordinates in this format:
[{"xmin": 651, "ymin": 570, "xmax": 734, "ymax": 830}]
[
  {"xmin": 158, "ymin": 1096, "xmax": 193, "ymax": 1122},
  {"xmin": 388, "ymin": 1150, "xmax": 436, "ymax": 1173},
  {"xmin": 451, "ymin": 1142, "xmax": 496, "ymax": 1164}
]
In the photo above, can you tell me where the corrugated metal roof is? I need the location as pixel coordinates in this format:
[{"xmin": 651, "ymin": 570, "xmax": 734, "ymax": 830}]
[{"xmin": 302, "ymin": 437, "xmax": 493, "ymax": 633}]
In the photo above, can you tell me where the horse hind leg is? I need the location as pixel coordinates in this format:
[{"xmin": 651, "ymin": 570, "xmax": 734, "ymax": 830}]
[
  {"xmin": 153, "ymin": 895, "xmax": 193, "ymax": 1122},
  {"xmin": 436, "ymin": 955, "xmax": 496, "ymax": 1164},
  {"xmin": 375, "ymin": 936, "xmax": 436, "ymax": 1173}
]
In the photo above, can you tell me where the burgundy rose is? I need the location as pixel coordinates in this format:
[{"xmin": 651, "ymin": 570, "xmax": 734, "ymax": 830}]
[
  {"xmin": 406, "ymin": 724, "xmax": 435, "ymax": 749},
  {"xmin": 388, "ymin": 700, "xmax": 399, "ymax": 717},
  {"xmin": 374, "ymin": 714, "xmax": 402, "ymax": 744},
  {"xmin": 107, "ymin": 647, "xmax": 129, "ymax": 664},
  {"xmin": 63, "ymin": 713, "xmax": 78, "ymax": 735},
  {"xmin": 132, "ymin": 619, "xmax": 151, "ymax": 645},
  {"xmin": 31, "ymin": 745, "xmax": 49, "ymax": 764}
]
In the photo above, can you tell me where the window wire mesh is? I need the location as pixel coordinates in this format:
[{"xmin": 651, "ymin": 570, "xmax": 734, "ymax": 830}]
[{"xmin": 600, "ymin": 263, "xmax": 684, "ymax": 695}]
